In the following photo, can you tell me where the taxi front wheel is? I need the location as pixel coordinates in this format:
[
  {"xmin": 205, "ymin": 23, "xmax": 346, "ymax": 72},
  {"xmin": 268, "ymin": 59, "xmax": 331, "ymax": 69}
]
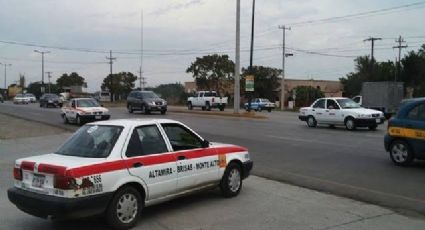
[
  {"xmin": 106, "ymin": 186, "xmax": 143, "ymax": 230},
  {"xmin": 220, "ymin": 163, "xmax": 242, "ymax": 198},
  {"xmin": 390, "ymin": 140, "xmax": 414, "ymax": 166}
]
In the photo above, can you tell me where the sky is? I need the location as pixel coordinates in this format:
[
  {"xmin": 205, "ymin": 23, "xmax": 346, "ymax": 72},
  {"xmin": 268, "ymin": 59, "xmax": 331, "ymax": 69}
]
[{"xmin": 0, "ymin": 0, "xmax": 424, "ymax": 92}]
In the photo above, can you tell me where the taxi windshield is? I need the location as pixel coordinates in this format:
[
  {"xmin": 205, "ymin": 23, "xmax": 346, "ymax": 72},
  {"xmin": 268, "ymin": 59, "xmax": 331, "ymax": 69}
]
[
  {"xmin": 55, "ymin": 125, "xmax": 123, "ymax": 158},
  {"xmin": 336, "ymin": 99, "xmax": 361, "ymax": 109},
  {"xmin": 77, "ymin": 99, "xmax": 100, "ymax": 107}
]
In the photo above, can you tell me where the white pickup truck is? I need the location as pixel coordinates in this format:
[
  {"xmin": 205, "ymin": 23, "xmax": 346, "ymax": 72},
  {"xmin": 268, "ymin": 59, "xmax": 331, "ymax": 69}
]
[{"xmin": 187, "ymin": 91, "xmax": 228, "ymax": 111}]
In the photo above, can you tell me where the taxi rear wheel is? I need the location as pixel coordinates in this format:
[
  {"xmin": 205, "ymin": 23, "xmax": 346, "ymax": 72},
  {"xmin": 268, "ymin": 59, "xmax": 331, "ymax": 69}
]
[
  {"xmin": 106, "ymin": 186, "xmax": 143, "ymax": 230},
  {"xmin": 220, "ymin": 162, "xmax": 242, "ymax": 198},
  {"xmin": 307, "ymin": 116, "xmax": 317, "ymax": 127},
  {"xmin": 390, "ymin": 140, "xmax": 414, "ymax": 166}
]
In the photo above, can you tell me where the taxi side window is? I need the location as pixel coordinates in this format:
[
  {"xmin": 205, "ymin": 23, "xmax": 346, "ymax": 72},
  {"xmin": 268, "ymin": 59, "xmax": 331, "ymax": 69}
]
[
  {"xmin": 313, "ymin": 99, "xmax": 325, "ymax": 109},
  {"xmin": 326, "ymin": 99, "xmax": 340, "ymax": 109},
  {"xmin": 407, "ymin": 103, "xmax": 425, "ymax": 121},
  {"xmin": 126, "ymin": 125, "xmax": 168, "ymax": 157},
  {"xmin": 162, "ymin": 124, "xmax": 203, "ymax": 151}
]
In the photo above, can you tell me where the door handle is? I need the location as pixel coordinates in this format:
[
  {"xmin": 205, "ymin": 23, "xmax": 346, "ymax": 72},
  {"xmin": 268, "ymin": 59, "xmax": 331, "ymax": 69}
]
[
  {"xmin": 133, "ymin": 162, "xmax": 143, "ymax": 168},
  {"xmin": 178, "ymin": 155, "xmax": 186, "ymax": 161}
]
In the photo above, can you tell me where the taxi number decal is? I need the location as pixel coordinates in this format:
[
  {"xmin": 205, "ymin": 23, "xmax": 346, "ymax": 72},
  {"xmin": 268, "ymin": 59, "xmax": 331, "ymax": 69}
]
[{"xmin": 389, "ymin": 127, "xmax": 425, "ymax": 140}]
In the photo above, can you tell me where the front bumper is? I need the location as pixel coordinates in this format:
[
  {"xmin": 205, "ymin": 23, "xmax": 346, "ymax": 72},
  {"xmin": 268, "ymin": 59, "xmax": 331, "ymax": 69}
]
[
  {"xmin": 242, "ymin": 160, "xmax": 253, "ymax": 179},
  {"xmin": 8, "ymin": 187, "xmax": 113, "ymax": 219},
  {"xmin": 146, "ymin": 105, "xmax": 167, "ymax": 111},
  {"xmin": 298, "ymin": 115, "xmax": 308, "ymax": 121},
  {"xmin": 80, "ymin": 114, "xmax": 110, "ymax": 122},
  {"xmin": 354, "ymin": 117, "xmax": 385, "ymax": 127}
]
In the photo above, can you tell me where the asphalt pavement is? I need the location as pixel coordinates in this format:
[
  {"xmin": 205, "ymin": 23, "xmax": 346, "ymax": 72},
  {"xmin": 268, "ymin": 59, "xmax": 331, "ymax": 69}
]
[
  {"xmin": 1, "ymin": 102, "xmax": 425, "ymax": 217},
  {"xmin": 0, "ymin": 129, "xmax": 424, "ymax": 230}
]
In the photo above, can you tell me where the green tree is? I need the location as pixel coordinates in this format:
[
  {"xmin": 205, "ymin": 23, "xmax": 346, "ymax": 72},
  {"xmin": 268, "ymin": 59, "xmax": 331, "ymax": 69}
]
[
  {"xmin": 401, "ymin": 44, "xmax": 425, "ymax": 96},
  {"xmin": 152, "ymin": 83, "xmax": 188, "ymax": 105},
  {"xmin": 186, "ymin": 54, "xmax": 235, "ymax": 93},
  {"xmin": 101, "ymin": 72, "xmax": 137, "ymax": 101},
  {"xmin": 56, "ymin": 72, "xmax": 86, "ymax": 90},
  {"xmin": 293, "ymin": 86, "xmax": 324, "ymax": 107},
  {"xmin": 27, "ymin": 82, "xmax": 60, "ymax": 98},
  {"xmin": 241, "ymin": 66, "xmax": 281, "ymax": 100}
]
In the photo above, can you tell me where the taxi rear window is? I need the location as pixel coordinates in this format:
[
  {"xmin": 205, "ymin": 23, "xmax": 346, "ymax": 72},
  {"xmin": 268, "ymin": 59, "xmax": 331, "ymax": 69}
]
[{"xmin": 55, "ymin": 125, "xmax": 123, "ymax": 158}]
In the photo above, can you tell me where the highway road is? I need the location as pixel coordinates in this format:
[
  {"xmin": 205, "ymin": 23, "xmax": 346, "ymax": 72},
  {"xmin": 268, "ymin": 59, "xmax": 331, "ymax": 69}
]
[{"xmin": 1, "ymin": 102, "xmax": 425, "ymax": 217}]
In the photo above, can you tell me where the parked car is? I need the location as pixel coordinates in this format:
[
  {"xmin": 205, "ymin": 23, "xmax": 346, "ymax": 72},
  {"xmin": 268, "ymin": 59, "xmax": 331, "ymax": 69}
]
[
  {"xmin": 299, "ymin": 97, "xmax": 385, "ymax": 130},
  {"xmin": 13, "ymin": 94, "xmax": 30, "ymax": 104},
  {"xmin": 61, "ymin": 98, "xmax": 110, "ymax": 125},
  {"xmin": 39, "ymin": 93, "xmax": 62, "ymax": 108},
  {"xmin": 8, "ymin": 119, "xmax": 253, "ymax": 229},
  {"xmin": 24, "ymin": 93, "xmax": 37, "ymax": 103},
  {"xmin": 244, "ymin": 98, "xmax": 276, "ymax": 112},
  {"xmin": 127, "ymin": 90, "xmax": 167, "ymax": 114},
  {"xmin": 187, "ymin": 91, "xmax": 228, "ymax": 111},
  {"xmin": 385, "ymin": 98, "xmax": 425, "ymax": 166}
]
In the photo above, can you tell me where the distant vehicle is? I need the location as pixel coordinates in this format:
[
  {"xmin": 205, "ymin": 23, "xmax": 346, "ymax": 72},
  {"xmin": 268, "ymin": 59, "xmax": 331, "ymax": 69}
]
[
  {"xmin": 299, "ymin": 97, "xmax": 385, "ymax": 130},
  {"xmin": 127, "ymin": 90, "xmax": 167, "ymax": 114},
  {"xmin": 244, "ymin": 98, "xmax": 276, "ymax": 112},
  {"xmin": 61, "ymin": 98, "xmax": 110, "ymax": 125},
  {"xmin": 353, "ymin": 82, "xmax": 404, "ymax": 118},
  {"xmin": 7, "ymin": 119, "xmax": 252, "ymax": 229},
  {"xmin": 94, "ymin": 91, "xmax": 111, "ymax": 102},
  {"xmin": 13, "ymin": 94, "xmax": 30, "ymax": 104},
  {"xmin": 24, "ymin": 93, "xmax": 36, "ymax": 103},
  {"xmin": 39, "ymin": 94, "xmax": 62, "ymax": 108},
  {"xmin": 187, "ymin": 91, "xmax": 228, "ymax": 111},
  {"xmin": 385, "ymin": 98, "xmax": 425, "ymax": 166}
]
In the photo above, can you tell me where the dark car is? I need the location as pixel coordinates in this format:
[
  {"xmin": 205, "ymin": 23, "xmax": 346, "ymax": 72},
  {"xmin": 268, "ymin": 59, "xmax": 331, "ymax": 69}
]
[
  {"xmin": 39, "ymin": 93, "xmax": 62, "ymax": 108},
  {"xmin": 384, "ymin": 98, "xmax": 425, "ymax": 166},
  {"xmin": 127, "ymin": 90, "xmax": 167, "ymax": 114}
]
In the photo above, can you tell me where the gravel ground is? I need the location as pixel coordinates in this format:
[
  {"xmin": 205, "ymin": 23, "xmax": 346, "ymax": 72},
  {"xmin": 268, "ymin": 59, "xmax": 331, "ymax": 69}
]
[{"xmin": 0, "ymin": 113, "xmax": 68, "ymax": 139}]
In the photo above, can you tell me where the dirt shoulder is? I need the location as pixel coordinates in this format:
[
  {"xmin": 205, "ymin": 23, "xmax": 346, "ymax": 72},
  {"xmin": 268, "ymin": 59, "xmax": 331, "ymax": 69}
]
[{"xmin": 0, "ymin": 113, "xmax": 68, "ymax": 139}]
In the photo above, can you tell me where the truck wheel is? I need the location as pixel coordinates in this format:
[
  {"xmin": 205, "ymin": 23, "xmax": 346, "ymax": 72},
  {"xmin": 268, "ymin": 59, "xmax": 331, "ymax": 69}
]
[
  {"xmin": 307, "ymin": 116, "xmax": 317, "ymax": 127},
  {"xmin": 345, "ymin": 117, "xmax": 356, "ymax": 131},
  {"xmin": 206, "ymin": 102, "xmax": 211, "ymax": 111},
  {"xmin": 390, "ymin": 140, "xmax": 414, "ymax": 166},
  {"xmin": 105, "ymin": 186, "xmax": 143, "ymax": 230},
  {"xmin": 219, "ymin": 105, "xmax": 225, "ymax": 111},
  {"xmin": 187, "ymin": 102, "xmax": 193, "ymax": 110},
  {"xmin": 220, "ymin": 162, "xmax": 242, "ymax": 198},
  {"xmin": 127, "ymin": 104, "xmax": 133, "ymax": 113}
]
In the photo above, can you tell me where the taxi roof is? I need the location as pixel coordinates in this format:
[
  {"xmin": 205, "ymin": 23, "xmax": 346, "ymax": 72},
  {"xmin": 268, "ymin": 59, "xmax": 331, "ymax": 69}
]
[{"xmin": 90, "ymin": 118, "xmax": 180, "ymax": 128}]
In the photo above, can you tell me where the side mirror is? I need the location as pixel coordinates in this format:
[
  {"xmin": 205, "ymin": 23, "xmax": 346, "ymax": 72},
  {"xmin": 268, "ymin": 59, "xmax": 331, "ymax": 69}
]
[{"xmin": 201, "ymin": 139, "xmax": 210, "ymax": 148}]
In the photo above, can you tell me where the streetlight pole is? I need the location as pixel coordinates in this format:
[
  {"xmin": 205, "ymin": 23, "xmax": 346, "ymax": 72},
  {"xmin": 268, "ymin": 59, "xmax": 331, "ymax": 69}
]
[
  {"xmin": 34, "ymin": 50, "xmax": 50, "ymax": 93},
  {"xmin": 234, "ymin": 0, "xmax": 241, "ymax": 113},
  {"xmin": 0, "ymin": 62, "xmax": 12, "ymax": 90}
]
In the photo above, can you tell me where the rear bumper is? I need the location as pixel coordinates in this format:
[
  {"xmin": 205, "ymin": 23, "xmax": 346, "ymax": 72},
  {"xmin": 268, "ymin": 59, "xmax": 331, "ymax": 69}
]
[
  {"xmin": 354, "ymin": 118, "xmax": 385, "ymax": 127},
  {"xmin": 8, "ymin": 187, "xmax": 113, "ymax": 219},
  {"xmin": 242, "ymin": 160, "xmax": 253, "ymax": 179},
  {"xmin": 298, "ymin": 115, "xmax": 308, "ymax": 121}
]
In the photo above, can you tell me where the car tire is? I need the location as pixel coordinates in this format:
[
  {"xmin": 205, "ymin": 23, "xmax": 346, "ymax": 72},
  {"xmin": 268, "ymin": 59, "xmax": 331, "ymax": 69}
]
[
  {"xmin": 368, "ymin": 125, "xmax": 377, "ymax": 130},
  {"xmin": 143, "ymin": 106, "xmax": 150, "ymax": 115},
  {"xmin": 187, "ymin": 102, "xmax": 193, "ymax": 110},
  {"xmin": 219, "ymin": 105, "xmax": 225, "ymax": 111},
  {"xmin": 345, "ymin": 117, "xmax": 356, "ymax": 131},
  {"xmin": 76, "ymin": 115, "xmax": 83, "ymax": 126},
  {"xmin": 201, "ymin": 106, "xmax": 206, "ymax": 111},
  {"xmin": 389, "ymin": 140, "xmax": 414, "ymax": 166},
  {"xmin": 105, "ymin": 186, "xmax": 143, "ymax": 230},
  {"xmin": 206, "ymin": 102, "xmax": 211, "ymax": 111},
  {"xmin": 220, "ymin": 162, "xmax": 242, "ymax": 198},
  {"xmin": 267, "ymin": 108, "xmax": 272, "ymax": 112},
  {"xmin": 160, "ymin": 110, "xmax": 166, "ymax": 115},
  {"xmin": 39, "ymin": 103, "xmax": 42, "ymax": 107},
  {"xmin": 62, "ymin": 114, "xmax": 69, "ymax": 124},
  {"xmin": 307, "ymin": 116, "xmax": 317, "ymax": 127},
  {"xmin": 127, "ymin": 104, "xmax": 133, "ymax": 113}
]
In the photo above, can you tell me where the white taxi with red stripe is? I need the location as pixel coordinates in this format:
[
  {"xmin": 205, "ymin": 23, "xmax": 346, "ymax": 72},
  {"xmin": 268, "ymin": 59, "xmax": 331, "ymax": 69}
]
[
  {"xmin": 61, "ymin": 98, "xmax": 110, "ymax": 125},
  {"xmin": 8, "ymin": 119, "xmax": 253, "ymax": 230}
]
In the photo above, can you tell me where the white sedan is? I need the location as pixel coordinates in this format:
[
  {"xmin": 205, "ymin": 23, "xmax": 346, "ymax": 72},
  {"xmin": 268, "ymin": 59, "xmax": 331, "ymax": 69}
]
[
  {"xmin": 299, "ymin": 97, "xmax": 385, "ymax": 130},
  {"xmin": 61, "ymin": 98, "xmax": 110, "ymax": 125},
  {"xmin": 8, "ymin": 119, "xmax": 253, "ymax": 229}
]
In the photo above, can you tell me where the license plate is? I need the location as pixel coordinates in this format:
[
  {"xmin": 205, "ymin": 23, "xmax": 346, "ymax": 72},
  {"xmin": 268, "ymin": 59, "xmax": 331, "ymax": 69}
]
[
  {"xmin": 95, "ymin": 115, "xmax": 101, "ymax": 119},
  {"xmin": 376, "ymin": 119, "xmax": 381, "ymax": 123},
  {"xmin": 32, "ymin": 174, "xmax": 45, "ymax": 188}
]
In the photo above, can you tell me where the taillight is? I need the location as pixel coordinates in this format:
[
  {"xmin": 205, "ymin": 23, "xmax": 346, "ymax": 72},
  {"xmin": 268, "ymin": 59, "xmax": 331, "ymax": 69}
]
[
  {"xmin": 13, "ymin": 167, "xmax": 22, "ymax": 181},
  {"xmin": 54, "ymin": 175, "xmax": 78, "ymax": 190}
]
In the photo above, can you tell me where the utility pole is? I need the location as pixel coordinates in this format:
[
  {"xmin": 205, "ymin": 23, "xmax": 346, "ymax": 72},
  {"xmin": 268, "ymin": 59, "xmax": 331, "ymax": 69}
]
[
  {"xmin": 246, "ymin": 0, "xmax": 256, "ymax": 112},
  {"xmin": 106, "ymin": 50, "xmax": 117, "ymax": 101},
  {"xmin": 34, "ymin": 50, "xmax": 50, "ymax": 93},
  {"xmin": 140, "ymin": 10, "xmax": 145, "ymax": 90},
  {"xmin": 393, "ymin": 35, "xmax": 408, "ymax": 81},
  {"xmin": 0, "ymin": 62, "xmax": 12, "ymax": 89},
  {"xmin": 46, "ymin": 71, "xmax": 52, "ymax": 93},
  {"xmin": 363, "ymin": 37, "xmax": 382, "ymax": 62},
  {"xmin": 234, "ymin": 0, "xmax": 241, "ymax": 113},
  {"xmin": 278, "ymin": 25, "xmax": 292, "ymax": 110}
]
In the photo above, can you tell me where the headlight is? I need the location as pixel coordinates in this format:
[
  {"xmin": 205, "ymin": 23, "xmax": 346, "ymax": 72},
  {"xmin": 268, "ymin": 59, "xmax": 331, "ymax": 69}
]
[
  {"xmin": 48, "ymin": 100, "xmax": 53, "ymax": 103},
  {"xmin": 163, "ymin": 101, "xmax": 167, "ymax": 105},
  {"xmin": 151, "ymin": 101, "xmax": 156, "ymax": 105}
]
